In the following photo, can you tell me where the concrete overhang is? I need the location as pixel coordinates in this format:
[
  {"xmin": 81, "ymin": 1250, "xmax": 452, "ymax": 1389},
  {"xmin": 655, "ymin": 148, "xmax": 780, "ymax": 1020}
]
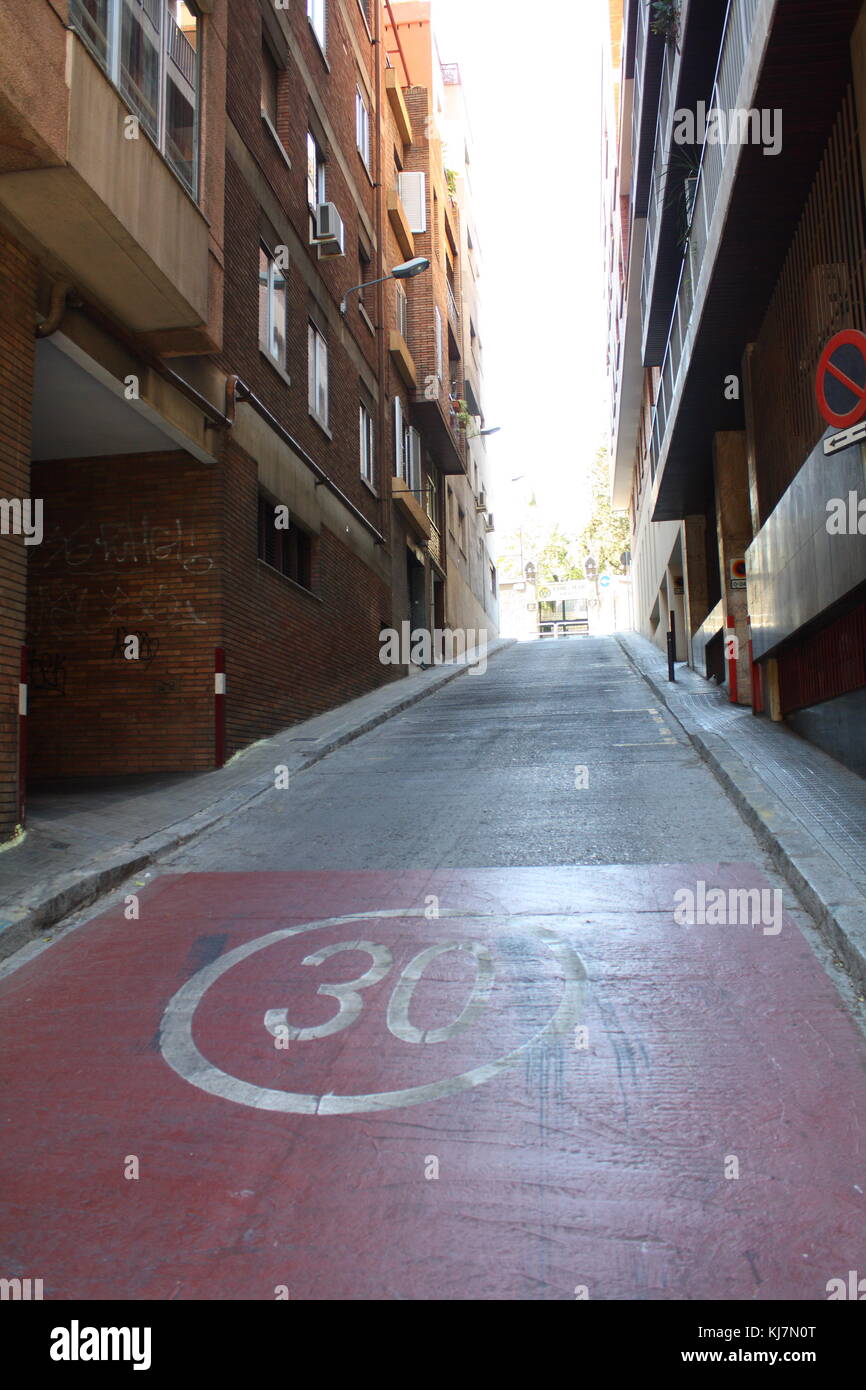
[
  {"xmin": 612, "ymin": 216, "xmax": 647, "ymax": 509},
  {"xmin": 0, "ymin": 34, "xmax": 210, "ymax": 336},
  {"xmin": 32, "ymin": 334, "xmax": 217, "ymax": 465}
]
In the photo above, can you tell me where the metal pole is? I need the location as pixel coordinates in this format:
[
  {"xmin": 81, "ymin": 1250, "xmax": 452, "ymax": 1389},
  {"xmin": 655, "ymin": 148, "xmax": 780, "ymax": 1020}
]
[{"xmin": 667, "ymin": 610, "xmax": 676, "ymax": 682}]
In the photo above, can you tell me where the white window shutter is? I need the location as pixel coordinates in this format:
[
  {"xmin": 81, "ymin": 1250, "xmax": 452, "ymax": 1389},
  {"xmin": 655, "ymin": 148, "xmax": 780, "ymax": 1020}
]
[
  {"xmin": 394, "ymin": 396, "xmax": 404, "ymax": 477},
  {"xmin": 398, "ymin": 172, "xmax": 427, "ymax": 233},
  {"xmin": 434, "ymin": 306, "xmax": 443, "ymax": 382},
  {"xmin": 409, "ymin": 427, "xmax": 422, "ymax": 495}
]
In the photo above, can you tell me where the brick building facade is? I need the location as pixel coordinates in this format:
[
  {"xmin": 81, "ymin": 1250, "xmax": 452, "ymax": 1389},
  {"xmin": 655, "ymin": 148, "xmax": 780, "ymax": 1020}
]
[{"xmin": 0, "ymin": 0, "xmax": 497, "ymax": 844}]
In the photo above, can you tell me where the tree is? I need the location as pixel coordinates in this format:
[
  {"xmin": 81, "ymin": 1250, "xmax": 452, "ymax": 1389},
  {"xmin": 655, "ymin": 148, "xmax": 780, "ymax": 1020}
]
[{"xmin": 578, "ymin": 446, "xmax": 630, "ymax": 577}]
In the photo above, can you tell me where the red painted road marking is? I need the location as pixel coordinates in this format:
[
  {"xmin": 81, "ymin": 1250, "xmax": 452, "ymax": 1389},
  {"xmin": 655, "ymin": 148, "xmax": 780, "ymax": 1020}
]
[
  {"xmin": 815, "ymin": 328, "xmax": 866, "ymax": 428},
  {"xmin": 1, "ymin": 867, "xmax": 865, "ymax": 1300}
]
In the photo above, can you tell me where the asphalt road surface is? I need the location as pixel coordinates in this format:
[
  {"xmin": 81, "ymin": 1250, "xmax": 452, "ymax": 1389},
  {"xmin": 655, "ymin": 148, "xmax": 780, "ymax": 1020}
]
[{"xmin": 2, "ymin": 637, "xmax": 865, "ymax": 1300}]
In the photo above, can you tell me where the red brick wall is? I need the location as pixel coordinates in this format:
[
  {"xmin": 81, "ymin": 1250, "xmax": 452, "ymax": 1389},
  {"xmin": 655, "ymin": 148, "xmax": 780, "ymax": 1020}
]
[
  {"xmin": 220, "ymin": 437, "xmax": 393, "ymax": 755},
  {"xmin": 220, "ymin": 0, "xmax": 384, "ymax": 528},
  {"xmin": 26, "ymin": 452, "xmax": 220, "ymax": 778},
  {"xmin": 0, "ymin": 231, "xmax": 38, "ymax": 839}
]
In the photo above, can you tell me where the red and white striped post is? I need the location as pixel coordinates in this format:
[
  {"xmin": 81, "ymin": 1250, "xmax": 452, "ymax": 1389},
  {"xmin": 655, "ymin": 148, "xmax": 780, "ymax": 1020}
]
[
  {"xmin": 214, "ymin": 647, "xmax": 226, "ymax": 768},
  {"xmin": 726, "ymin": 614, "xmax": 738, "ymax": 704},
  {"xmin": 18, "ymin": 646, "xmax": 28, "ymax": 827},
  {"xmin": 747, "ymin": 616, "xmax": 762, "ymax": 715}
]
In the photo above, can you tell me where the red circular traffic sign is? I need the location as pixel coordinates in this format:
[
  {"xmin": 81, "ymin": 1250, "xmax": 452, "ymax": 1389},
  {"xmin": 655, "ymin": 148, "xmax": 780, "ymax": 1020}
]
[{"xmin": 815, "ymin": 329, "xmax": 866, "ymax": 428}]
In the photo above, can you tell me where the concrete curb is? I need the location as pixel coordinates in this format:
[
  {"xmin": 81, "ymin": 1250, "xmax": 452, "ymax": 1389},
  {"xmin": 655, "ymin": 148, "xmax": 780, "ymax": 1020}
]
[
  {"xmin": 617, "ymin": 633, "xmax": 866, "ymax": 991},
  {"xmin": 0, "ymin": 639, "xmax": 515, "ymax": 956}
]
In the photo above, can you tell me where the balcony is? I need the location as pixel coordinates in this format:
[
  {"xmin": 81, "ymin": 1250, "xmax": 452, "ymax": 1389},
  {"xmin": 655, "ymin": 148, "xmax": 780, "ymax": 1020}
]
[
  {"xmin": 391, "ymin": 477, "xmax": 432, "ymax": 540},
  {"xmin": 385, "ymin": 68, "xmax": 413, "ymax": 146},
  {"xmin": 446, "ymin": 281, "xmax": 460, "ymax": 339},
  {"xmin": 412, "ymin": 387, "xmax": 467, "ymax": 475},
  {"xmin": 389, "ymin": 330, "xmax": 417, "ymax": 388},
  {"xmin": 427, "ymin": 520, "xmax": 444, "ymax": 571},
  {"xmin": 388, "ymin": 190, "xmax": 415, "ymax": 260},
  {"xmin": 0, "ymin": 30, "xmax": 210, "ymax": 338},
  {"xmin": 647, "ymin": 0, "xmax": 773, "ymax": 515}
]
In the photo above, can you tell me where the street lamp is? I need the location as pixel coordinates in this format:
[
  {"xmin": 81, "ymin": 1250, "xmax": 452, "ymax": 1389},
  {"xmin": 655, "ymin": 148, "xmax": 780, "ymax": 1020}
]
[{"xmin": 340, "ymin": 257, "xmax": 430, "ymax": 315}]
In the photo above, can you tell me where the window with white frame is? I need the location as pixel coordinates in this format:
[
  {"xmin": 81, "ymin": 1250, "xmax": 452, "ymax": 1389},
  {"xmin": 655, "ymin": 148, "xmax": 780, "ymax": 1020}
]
[
  {"xmin": 356, "ymin": 87, "xmax": 370, "ymax": 169},
  {"xmin": 360, "ymin": 402, "xmax": 375, "ymax": 486},
  {"xmin": 69, "ymin": 1, "xmax": 201, "ymax": 198},
  {"xmin": 307, "ymin": 0, "xmax": 326, "ymax": 51},
  {"xmin": 261, "ymin": 40, "xmax": 279, "ymax": 127},
  {"xmin": 308, "ymin": 322, "xmax": 329, "ymax": 426},
  {"xmin": 306, "ymin": 131, "xmax": 326, "ymax": 211},
  {"xmin": 259, "ymin": 244, "xmax": 287, "ymax": 370},
  {"xmin": 396, "ymin": 282, "xmax": 408, "ymax": 339},
  {"xmin": 433, "ymin": 306, "xmax": 443, "ymax": 383}
]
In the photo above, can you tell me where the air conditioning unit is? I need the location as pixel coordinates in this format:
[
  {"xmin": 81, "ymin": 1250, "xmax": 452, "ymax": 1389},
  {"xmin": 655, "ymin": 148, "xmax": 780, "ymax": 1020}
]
[
  {"xmin": 475, "ymin": 491, "xmax": 487, "ymax": 512},
  {"xmin": 313, "ymin": 203, "xmax": 345, "ymax": 258},
  {"xmin": 484, "ymin": 513, "xmax": 495, "ymax": 533}
]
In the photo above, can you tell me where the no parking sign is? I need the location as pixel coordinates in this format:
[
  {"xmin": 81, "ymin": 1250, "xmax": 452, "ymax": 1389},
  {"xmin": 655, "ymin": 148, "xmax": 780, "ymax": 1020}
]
[{"xmin": 816, "ymin": 329, "xmax": 866, "ymax": 452}]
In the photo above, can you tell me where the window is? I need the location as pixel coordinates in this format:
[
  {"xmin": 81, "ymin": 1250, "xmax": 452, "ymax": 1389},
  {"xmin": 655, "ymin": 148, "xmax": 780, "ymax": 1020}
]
[
  {"xmin": 259, "ymin": 245, "xmax": 288, "ymax": 369},
  {"xmin": 261, "ymin": 40, "xmax": 279, "ymax": 126},
  {"xmin": 70, "ymin": 1, "xmax": 201, "ymax": 197},
  {"xmin": 457, "ymin": 505, "xmax": 467, "ymax": 552},
  {"xmin": 358, "ymin": 243, "xmax": 371, "ymax": 313},
  {"xmin": 396, "ymin": 282, "xmax": 408, "ymax": 339},
  {"xmin": 307, "ymin": 132, "xmax": 326, "ymax": 211},
  {"xmin": 307, "ymin": 0, "xmax": 326, "ymax": 50},
  {"xmin": 308, "ymin": 322, "xmax": 329, "ymax": 426},
  {"xmin": 356, "ymin": 88, "xmax": 370, "ymax": 168},
  {"xmin": 257, "ymin": 494, "xmax": 313, "ymax": 589},
  {"xmin": 433, "ymin": 305, "xmax": 443, "ymax": 382},
  {"xmin": 360, "ymin": 402, "xmax": 375, "ymax": 486},
  {"xmin": 490, "ymin": 564, "xmax": 497, "ymax": 596},
  {"xmin": 397, "ymin": 172, "xmax": 427, "ymax": 233}
]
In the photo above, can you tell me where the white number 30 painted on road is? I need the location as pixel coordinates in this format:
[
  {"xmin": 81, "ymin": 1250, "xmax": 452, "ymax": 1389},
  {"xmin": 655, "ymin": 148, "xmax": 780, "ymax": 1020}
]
[{"xmin": 263, "ymin": 939, "xmax": 495, "ymax": 1046}]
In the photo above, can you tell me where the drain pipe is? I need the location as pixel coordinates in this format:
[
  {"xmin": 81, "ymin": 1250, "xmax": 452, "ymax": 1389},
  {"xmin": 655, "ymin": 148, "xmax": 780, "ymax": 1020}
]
[{"xmin": 35, "ymin": 280, "xmax": 74, "ymax": 338}]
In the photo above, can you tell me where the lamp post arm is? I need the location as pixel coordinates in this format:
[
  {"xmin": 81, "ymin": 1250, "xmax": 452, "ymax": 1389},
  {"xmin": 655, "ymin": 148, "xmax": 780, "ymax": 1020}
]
[{"xmin": 340, "ymin": 274, "xmax": 394, "ymax": 315}]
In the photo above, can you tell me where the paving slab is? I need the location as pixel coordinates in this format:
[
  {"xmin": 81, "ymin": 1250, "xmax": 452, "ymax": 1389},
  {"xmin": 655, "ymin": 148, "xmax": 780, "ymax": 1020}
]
[{"xmin": 618, "ymin": 632, "xmax": 866, "ymax": 988}]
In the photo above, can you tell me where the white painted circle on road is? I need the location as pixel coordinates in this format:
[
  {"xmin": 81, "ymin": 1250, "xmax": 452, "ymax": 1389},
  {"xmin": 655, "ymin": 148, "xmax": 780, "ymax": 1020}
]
[{"xmin": 159, "ymin": 909, "xmax": 585, "ymax": 1115}]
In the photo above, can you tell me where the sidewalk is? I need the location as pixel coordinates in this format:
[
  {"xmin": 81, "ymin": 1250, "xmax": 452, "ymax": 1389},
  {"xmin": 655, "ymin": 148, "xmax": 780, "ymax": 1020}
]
[
  {"xmin": 618, "ymin": 630, "xmax": 866, "ymax": 989},
  {"xmin": 0, "ymin": 640, "xmax": 513, "ymax": 957}
]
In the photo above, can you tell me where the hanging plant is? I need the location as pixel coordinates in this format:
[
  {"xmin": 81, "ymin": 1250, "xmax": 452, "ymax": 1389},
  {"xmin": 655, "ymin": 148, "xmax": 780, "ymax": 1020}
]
[{"xmin": 649, "ymin": 1, "xmax": 679, "ymax": 46}]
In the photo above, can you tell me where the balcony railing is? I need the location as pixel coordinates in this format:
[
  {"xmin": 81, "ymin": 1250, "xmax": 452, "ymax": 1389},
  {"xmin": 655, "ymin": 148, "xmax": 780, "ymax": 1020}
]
[
  {"xmin": 428, "ymin": 521, "xmax": 443, "ymax": 569},
  {"xmin": 641, "ymin": 38, "xmax": 677, "ymax": 320},
  {"xmin": 446, "ymin": 281, "xmax": 460, "ymax": 336},
  {"xmin": 649, "ymin": 0, "xmax": 763, "ymax": 482}
]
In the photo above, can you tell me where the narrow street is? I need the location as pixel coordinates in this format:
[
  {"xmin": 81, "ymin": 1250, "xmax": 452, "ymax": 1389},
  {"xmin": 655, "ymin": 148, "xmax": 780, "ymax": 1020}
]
[{"xmin": 2, "ymin": 637, "xmax": 865, "ymax": 1301}]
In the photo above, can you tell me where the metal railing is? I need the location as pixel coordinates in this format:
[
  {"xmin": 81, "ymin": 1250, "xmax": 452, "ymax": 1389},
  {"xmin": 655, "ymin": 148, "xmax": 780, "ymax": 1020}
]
[
  {"xmin": 641, "ymin": 37, "xmax": 677, "ymax": 319},
  {"xmin": 649, "ymin": 0, "xmax": 762, "ymax": 480},
  {"xmin": 446, "ymin": 281, "xmax": 460, "ymax": 334}
]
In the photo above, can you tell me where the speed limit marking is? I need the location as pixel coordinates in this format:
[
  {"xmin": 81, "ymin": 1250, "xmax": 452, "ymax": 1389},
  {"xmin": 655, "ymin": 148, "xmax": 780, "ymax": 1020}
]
[{"xmin": 159, "ymin": 909, "xmax": 585, "ymax": 1115}]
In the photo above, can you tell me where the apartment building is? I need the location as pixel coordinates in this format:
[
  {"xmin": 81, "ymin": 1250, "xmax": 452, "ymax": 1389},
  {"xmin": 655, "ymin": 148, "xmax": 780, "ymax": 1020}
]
[
  {"xmin": 382, "ymin": 1, "xmax": 498, "ymax": 642},
  {"xmin": 0, "ymin": 0, "xmax": 495, "ymax": 844},
  {"xmin": 607, "ymin": 0, "xmax": 866, "ymax": 774}
]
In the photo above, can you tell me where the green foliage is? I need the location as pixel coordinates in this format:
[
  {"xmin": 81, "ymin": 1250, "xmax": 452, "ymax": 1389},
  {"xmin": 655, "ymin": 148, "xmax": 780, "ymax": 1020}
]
[
  {"xmin": 577, "ymin": 447, "xmax": 631, "ymax": 578},
  {"xmin": 649, "ymin": 1, "xmax": 679, "ymax": 44}
]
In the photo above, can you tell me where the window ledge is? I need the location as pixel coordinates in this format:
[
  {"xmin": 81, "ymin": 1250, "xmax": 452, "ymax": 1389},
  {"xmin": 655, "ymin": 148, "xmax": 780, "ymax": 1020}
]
[
  {"xmin": 261, "ymin": 111, "xmax": 292, "ymax": 168},
  {"xmin": 259, "ymin": 347, "xmax": 292, "ymax": 388},
  {"xmin": 257, "ymin": 559, "xmax": 322, "ymax": 602},
  {"xmin": 309, "ymin": 410, "xmax": 333, "ymax": 439},
  {"xmin": 361, "ymin": 475, "xmax": 379, "ymax": 498},
  {"xmin": 356, "ymin": 1, "xmax": 374, "ymax": 43},
  {"xmin": 308, "ymin": 22, "xmax": 331, "ymax": 71},
  {"xmin": 358, "ymin": 302, "xmax": 376, "ymax": 335}
]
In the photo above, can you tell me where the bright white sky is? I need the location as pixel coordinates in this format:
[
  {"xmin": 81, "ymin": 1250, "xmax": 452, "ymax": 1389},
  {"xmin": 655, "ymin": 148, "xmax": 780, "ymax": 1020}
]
[{"xmin": 431, "ymin": 0, "xmax": 610, "ymax": 539}]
